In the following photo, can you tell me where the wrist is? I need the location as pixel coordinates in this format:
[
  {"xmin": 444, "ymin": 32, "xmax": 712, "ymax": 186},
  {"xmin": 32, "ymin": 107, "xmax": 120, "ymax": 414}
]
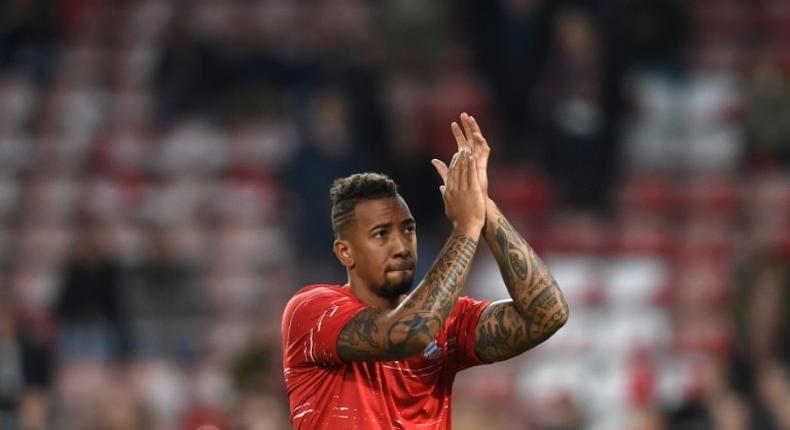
[
  {"xmin": 483, "ymin": 198, "xmax": 498, "ymax": 226},
  {"xmin": 452, "ymin": 223, "xmax": 483, "ymax": 239},
  {"xmin": 485, "ymin": 197, "xmax": 497, "ymax": 213}
]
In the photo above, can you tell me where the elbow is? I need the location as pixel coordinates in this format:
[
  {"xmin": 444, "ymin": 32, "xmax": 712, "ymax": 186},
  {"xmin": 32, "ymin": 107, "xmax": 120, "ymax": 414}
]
[
  {"xmin": 407, "ymin": 334, "xmax": 435, "ymax": 355},
  {"xmin": 539, "ymin": 302, "xmax": 568, "ymax": 343},
  {"xmin": 544, "ymin": 288, "xmax": 569, "ymax": 337},
  {"xmin": 386, "ymin": 313, "xmax": 441, "ymax": 357},
  {"xmin": 559, "ymin": 301, "xmax": 570, "ymax": 328},
  {"xmin": 554, "ymin": 291, "xmax": 570, "ymax": 331}
]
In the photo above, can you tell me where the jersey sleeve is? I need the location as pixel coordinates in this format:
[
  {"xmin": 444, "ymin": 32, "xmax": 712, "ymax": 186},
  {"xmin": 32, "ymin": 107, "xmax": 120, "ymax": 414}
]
[
  {"xmin": 444, "ymin": 296, "xmax": 491, "ymax": 372},
  {"xmin": 281, "ymin": 287, "xmax": 369, "ymax": 367}
]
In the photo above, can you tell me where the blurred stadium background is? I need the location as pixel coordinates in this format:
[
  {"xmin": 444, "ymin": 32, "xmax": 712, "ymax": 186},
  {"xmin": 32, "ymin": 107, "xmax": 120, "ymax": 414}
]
[{"xmin": 0, "ymin": 0, "xmax": 789, "ymax": 429}]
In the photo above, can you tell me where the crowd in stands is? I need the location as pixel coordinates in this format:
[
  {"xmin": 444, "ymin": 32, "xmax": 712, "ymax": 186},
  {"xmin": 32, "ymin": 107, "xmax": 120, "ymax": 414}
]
[{"xmin": 0, "ymin": 0, "xmax": 788, "ymax": 429}]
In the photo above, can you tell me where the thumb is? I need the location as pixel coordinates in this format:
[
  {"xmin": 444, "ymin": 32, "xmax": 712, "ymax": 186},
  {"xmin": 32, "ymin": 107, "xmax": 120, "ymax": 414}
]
[{"xmin": 431, "ymin": 159, "xmax": 449, "ymax": 184}]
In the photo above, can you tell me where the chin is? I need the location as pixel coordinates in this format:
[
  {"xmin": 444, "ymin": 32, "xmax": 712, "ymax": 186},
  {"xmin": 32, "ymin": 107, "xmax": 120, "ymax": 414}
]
[{"xmin": 379, "ymin": 276, "xmax": 413, "ymax": 300}]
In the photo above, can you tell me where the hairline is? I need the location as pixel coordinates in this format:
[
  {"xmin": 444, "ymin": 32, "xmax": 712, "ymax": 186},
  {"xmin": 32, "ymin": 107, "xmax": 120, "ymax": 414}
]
[{"xmin": 334, "ymin": 194, "xmax": 406, "ymax": 239}]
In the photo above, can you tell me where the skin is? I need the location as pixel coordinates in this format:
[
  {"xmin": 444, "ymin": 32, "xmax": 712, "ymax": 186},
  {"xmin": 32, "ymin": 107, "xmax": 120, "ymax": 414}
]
[
  {"xmin": 335, "ymin": 150, "xmax": 486, "ymax": 361},
  {"xmin": 434, "ymin": 113, "xmax": 569, "ymax": 362},
  {"xmin": 336, "ymin": 113, "xmax": 568, "ymax": 363}
]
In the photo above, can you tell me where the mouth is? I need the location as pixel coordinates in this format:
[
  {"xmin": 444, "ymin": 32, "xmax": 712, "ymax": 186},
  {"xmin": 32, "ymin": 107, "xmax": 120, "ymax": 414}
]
[
  {"xmin": 388, "ymin": 269, "xmax": 413, "ymax": 273},
  {"xmin": 386, "ymin": 266, "xmax": 414, "ymax": 274}
]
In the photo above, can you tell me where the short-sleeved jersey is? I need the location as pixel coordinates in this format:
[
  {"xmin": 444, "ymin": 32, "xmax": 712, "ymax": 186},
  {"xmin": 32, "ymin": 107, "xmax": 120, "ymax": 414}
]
[{"xmin": 281, "ymin": 284, "xmax": 490, "ymax": 430}]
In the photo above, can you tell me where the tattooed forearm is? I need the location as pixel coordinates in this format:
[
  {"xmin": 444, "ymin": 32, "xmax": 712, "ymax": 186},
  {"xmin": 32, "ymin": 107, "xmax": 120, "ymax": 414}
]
[
  {"xmin": 420, "ymin": 235, "xmax": 477, "ymax": 321},
  {"xmin": 338, "ymin": 234, "xmax": 479, "ymax": 362},
  {"xmin": 494, "ymin": 222, "xmax": 530, "ymax": 282},
  {"xmin": 475, "ymin": 202, "xmax": 569, "ymax": 362}
]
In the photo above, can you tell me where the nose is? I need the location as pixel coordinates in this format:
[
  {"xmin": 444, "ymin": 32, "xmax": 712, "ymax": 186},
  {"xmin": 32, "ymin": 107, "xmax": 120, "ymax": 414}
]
[{"xmin": 391, "ymin": 232, "xmax": 412, "ymax": 259}]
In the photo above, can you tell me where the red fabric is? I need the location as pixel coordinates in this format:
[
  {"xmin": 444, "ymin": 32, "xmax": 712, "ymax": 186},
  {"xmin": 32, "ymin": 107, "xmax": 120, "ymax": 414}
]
[{"xmin": 281, "ymin": 284, "xmax": 490, "ymax": 430}]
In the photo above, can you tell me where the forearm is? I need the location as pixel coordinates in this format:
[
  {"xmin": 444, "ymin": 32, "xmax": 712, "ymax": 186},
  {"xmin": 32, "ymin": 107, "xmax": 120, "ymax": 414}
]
[
  {"xmin": 482, "ymin": 199, "xmax": 568, "ymax": 343},
  {"xmin": 386, "ymin": 229, "xmax": 479, "ymax": 352},
  {"xmin": 336, "ymin": 229, "xmax": 479, "ymax": 362}
]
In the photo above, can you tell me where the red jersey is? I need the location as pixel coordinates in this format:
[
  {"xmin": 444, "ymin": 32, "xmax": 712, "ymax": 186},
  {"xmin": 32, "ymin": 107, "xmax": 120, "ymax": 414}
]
[{"xmin": 281, "ymin": 284, "xmax": 490, "ymax": 430}]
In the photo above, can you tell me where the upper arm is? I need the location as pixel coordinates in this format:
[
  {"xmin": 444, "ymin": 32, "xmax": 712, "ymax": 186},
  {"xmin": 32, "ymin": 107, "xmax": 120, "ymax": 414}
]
[
  {"xmin": 336, "ymin": 308, "xmax": 390, "ymax": 362},
  {"xmin": 337, "ymin": 308, "xmax": 441, "ymax": 362},
  {"xmin": 282, "ymin": 289, "xmax": 371, "ymax": 366},
  {"xmin": 474, "ymin": 295, "xmax": 569, "ymax": 363},
  {"xmin": 474, "ymin": 300, "xmax": 532, "ymax": 363}
]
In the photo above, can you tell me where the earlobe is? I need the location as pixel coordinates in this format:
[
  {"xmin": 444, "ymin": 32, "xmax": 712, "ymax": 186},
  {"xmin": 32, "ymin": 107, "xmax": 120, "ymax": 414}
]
[{"xmin": 333, "ymin": 240, "xmax": 354, "ymax": 268}]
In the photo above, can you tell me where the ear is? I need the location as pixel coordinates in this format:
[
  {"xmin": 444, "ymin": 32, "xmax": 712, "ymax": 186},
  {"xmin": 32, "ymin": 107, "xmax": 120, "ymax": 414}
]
[{"xmin": 333, "ymin": 239, "xmax": 354, "ymax": 269}]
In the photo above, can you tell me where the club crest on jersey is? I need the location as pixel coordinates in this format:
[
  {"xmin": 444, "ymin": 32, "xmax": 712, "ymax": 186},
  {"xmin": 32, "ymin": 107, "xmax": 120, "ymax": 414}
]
[{"xmin": 422, "ymin": 340, "xmax": 441, "ymax": 359}]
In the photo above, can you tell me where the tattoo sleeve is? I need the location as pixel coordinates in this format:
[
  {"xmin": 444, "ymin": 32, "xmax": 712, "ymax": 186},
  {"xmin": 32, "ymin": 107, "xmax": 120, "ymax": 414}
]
[
  {"xmin": 337, "ymin": 233, "xmax": 479, "ymax": 362},
  {"xmin": 474, "ymin": 201, "xmax": 569, "ymax": 363}
]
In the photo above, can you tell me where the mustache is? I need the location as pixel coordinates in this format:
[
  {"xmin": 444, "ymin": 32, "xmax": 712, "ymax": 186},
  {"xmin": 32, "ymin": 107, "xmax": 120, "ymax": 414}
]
[{"xmin": 386, "ymin": 260, "xmax": 415, "ymax": 271}]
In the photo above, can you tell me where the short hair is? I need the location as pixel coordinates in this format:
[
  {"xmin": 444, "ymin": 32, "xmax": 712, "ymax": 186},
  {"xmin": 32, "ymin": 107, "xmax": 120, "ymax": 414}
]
[{"xmin": 330, "ymin": 172, "xmax": 399, "ymax": 237}]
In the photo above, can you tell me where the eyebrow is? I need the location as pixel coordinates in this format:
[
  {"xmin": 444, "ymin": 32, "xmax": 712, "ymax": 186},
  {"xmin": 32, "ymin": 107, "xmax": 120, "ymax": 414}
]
[{"xmin": 367, "ymin": 218, "xmax": 416, "ymax": 233}]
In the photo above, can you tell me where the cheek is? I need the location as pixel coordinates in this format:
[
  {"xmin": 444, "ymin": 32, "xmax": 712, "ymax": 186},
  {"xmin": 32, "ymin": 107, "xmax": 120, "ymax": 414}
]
[{"xmin": 355, "ymin": 244, "xmax": 386, "ymax": 273}]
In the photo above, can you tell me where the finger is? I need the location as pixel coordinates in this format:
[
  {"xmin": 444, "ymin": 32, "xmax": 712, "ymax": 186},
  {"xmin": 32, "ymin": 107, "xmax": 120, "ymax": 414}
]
[
  {"xmin": 447, "ymin": 152, "xmax": 461, "ymax": 191},
  {"xmin": 468, "ymin": 116, "xmax": 490, "ymax": 153},
  {"xmin": 450, "ymin": 122, "xmax": 468, "ymax": 152},
  {"xmin": 431, "ymin": 159, "xmax": 449, "ymax": 184},
  {"xmin": 449, "ymin": 151, "xmax": 460, "ymax": 170},
  {"xmin": 468, "ymin": 115, "xmax": 482, "ymax": 134},
  {"xmin": 468, "ymin": 156, "xmax": 481, "ymax": 190},
  {"xmin": 458, "ymin": 150, "xmax": 471, "ymax": 190},
  {"xmin": 472, "ymin": 131, "xmax": 490, "ymax": 153},
  {"xmin": 461, "ymin": 113, "xmax": 475, "ymax": 150},
  {"xmin": 444, "ymin": 152, "xmax": 460, "ymax": 187}
]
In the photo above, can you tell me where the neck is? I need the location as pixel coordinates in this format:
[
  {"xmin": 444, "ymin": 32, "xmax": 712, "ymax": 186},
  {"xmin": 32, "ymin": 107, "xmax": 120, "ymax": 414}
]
[{"xmin": 347, "ymin": 273, "xmax": 401, "ymax": 311}]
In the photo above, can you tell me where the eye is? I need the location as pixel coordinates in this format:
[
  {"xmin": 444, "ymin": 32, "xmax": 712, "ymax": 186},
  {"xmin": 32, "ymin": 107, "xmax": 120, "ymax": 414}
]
[
  {"xmin": 404, "ymin": 225, "xmax": 416, "ymax": 235},
  {"xmin": 373, "ymin": 230, "xmax": 386, "ymax": 239}
]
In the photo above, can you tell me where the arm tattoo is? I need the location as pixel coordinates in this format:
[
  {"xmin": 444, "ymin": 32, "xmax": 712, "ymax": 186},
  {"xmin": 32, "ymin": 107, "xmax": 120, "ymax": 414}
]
[
  {"xmin": 475, "ymin": 302, "xmax": 525, "ymax": 361},
  {"xmin": 475, "ymin": 208, "xmax": 569, "ymax": 363},
  {"xmin": 336, "ymin": 308, "xmax": 382, "ymax": 361},
  {"xmin": 337, "ymin": 234, "xmax": 478, "ymax": 362}
]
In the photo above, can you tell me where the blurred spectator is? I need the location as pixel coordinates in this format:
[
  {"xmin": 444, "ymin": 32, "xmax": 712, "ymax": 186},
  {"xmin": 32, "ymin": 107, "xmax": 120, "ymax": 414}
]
[
  {"xmin": 614, "ymin": 0, "xmax": 689, "ymax": 73},
  {"xmin": 283, "ymin": 87, "xmax": 371, "ymax": 266},
  {"xmin": 0, "ymin": 308, "xmax": 24, "ymax": 429},
  {"xmin": 744, "ymin": 51, "xmax": 790, "ymax": 167},
  {"xmin": 124, "ymin": 225, "xmax": 204, "ymax": 362},
  {"xmin": 0, "ymin": 307, "xmax": 52, "ymax": 430},
  {"xmin": 382, "ymin": 0, "xmax": 446, "ymax": 71},
  {"xmin": 54, "ymin": 219, "xmax": 129, "ymax": 362},
  {"xmin": 534, "ymin": 5, "xmax": 612, "ymax": 210},
  {"xmin": 733, "ymin": 251, "xmax": 790, "ymax": 367},
  {"xmin": 0, "ymin": 0, "xmax": 61, "ymax": 81}
]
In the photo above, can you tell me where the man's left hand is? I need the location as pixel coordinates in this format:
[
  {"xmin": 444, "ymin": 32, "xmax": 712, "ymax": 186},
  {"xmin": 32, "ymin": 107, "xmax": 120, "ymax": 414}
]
[{"xmin": 431, "ymin": 113, "xmax": 491, "ymax": 199}]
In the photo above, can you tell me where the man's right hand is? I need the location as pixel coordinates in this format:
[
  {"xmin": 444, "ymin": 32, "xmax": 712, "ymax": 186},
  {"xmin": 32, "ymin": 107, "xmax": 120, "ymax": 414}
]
[{"xmin": 433, "ymin": 149, "xmax": 486, "ymax": 235}]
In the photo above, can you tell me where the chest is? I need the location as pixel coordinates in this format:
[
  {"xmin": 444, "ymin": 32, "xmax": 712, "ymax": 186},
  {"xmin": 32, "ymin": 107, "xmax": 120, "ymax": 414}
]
[{"xmin": 357, "ymin": 337, "xmax": 458, "ymax": 392}]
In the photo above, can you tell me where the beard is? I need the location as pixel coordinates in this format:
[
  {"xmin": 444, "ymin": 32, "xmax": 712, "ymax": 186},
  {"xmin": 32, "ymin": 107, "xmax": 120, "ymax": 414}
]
[{"xmin": 377, "ymin": 274, "xmax": 414, "ymax": 300}]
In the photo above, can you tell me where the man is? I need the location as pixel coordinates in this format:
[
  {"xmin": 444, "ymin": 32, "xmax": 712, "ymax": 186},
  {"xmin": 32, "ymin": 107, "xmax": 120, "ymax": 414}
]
[{"xmin": 281, "ymin": 113, "xmax": 569, "ymax": 429}]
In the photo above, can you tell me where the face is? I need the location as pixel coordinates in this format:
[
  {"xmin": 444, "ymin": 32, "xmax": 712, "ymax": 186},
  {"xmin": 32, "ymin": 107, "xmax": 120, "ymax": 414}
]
[{"xmin": 340, "ymin": 197, "xmax": 417, "ymax": 299}]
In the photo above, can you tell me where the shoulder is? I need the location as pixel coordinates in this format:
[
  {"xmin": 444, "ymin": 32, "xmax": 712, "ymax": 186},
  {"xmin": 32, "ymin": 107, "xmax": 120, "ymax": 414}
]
[
  {"xmin": 289, "ymin": 284, "xmax": 351, "ymax": 304},
  {"xmin": 283, "ymin": 284, "xmax": 354, "ymax": 317}
]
